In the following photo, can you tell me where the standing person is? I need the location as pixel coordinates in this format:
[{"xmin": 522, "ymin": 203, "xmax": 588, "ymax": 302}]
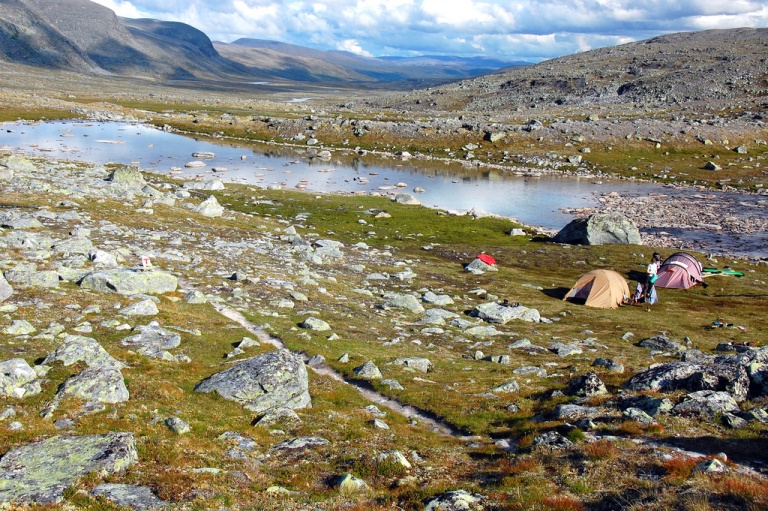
[{"xmin": 644, "ymin": 252, "xmax": 662, "ymax": 311}]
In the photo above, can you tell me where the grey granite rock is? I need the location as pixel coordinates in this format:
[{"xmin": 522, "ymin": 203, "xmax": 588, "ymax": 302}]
[{"xmin": 195, "ymin": 349, "xmax": 311, "ymax": 414}]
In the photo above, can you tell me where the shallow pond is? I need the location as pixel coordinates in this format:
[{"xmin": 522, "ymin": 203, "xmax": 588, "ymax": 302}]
[
  {"xmin": 0, "ymin": 120, "xmax": 661, "ymax": 227},
  {"xmin": 2, "ymin": 120, "xmax": 765, "ymax": 258}
]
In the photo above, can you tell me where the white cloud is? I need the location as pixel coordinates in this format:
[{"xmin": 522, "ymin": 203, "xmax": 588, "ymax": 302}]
[
  {"xmin": 336, "ymin": 39, "xmax": 374, "ymax": 56},
  {"xmin": 86, "ymin": 0, "xmax": 768, "ymax": 61}
]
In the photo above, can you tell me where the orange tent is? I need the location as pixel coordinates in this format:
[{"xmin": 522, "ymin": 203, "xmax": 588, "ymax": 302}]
[{"xmin": 563, "ymin": 269, "xmax": 630, "ymax": 309}]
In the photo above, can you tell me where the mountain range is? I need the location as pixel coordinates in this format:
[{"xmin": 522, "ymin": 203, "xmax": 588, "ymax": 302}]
[{"xmin": 0, "ymin": 0, "xmax": 520, "ymax": 86}]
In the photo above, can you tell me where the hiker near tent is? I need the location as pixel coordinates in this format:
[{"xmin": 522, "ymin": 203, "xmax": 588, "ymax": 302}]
[{"xmin": 644, "ymin": 252, "xmax": 662, "ymax": 308}]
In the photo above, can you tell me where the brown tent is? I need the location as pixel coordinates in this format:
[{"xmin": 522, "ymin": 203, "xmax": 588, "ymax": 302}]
[{"xmin": 563, "ymin": 269, "xmax": 630, "ymax": 309}]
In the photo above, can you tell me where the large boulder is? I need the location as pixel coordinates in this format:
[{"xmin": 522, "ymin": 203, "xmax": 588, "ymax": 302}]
[
  {"xmin": 470, "ymin": 302, "xmax": 540, "ymax": 324},
  {"xmin": 108, "ymin": 168, "xmax": 146, "ymax": 189},
  {"xmin": 552, "ymin": 213, "xmax": 641, "ymax": 245},
  {"xmin": 3, "ymin": 268, "xmax": 59, "ymax": 288},
  {"xmin": 0, "ymin": 432, "xmax": 137, "ymax": 505},
  {"xmin": 673, "ymin": 390, "xmax": 740, "ymax": 416},
  {"xmin": 567, "ymin": 372, "xmax": 608, "ymax": 397},
  {"xmin": 193, "ymin": 195, "xmax": 224, "ymax": 217},
  {"xmin": 623, "ymin": 361, "xmax": 750, "ymax": 402},
  {"xmin": 80, "ymin": 269, "xmax": 178, "ymax": 295},
  {"xmin": 57, "ymin": 367, "xmax": 129, "ymax": 404},
  {"xmin": 195, "ymin": 349, "xmax": 311, "ymax": 414}
]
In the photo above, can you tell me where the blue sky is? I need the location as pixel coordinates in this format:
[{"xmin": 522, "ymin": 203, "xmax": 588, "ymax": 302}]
[{"xmin": 91, "ymin": 0, "xmax": 768, "ymax": 62}]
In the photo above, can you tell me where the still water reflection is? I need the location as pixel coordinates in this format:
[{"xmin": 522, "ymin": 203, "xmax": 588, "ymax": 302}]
[{"xmin": 0, "ymin": 120, "xmax": 666, "ymax": 231}]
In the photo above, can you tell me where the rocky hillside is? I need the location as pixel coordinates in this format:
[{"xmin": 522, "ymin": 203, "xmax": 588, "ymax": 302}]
[
  {"xmin": 0, "ymin": 0, "xmax": 514, "ymax": 85},
  {"xmin": 0, "ymin": 0, "xmax": 251, "ymax": 81},
  {"xmin": 216, "ymin": 39, "xmax": 519, "ymax": 85},
  {"xmin": 369, "ymin": 28, "xmax": 768, "ymax": 112}
]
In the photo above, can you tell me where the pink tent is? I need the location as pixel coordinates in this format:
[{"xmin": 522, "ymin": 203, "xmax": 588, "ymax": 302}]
[{"xmin": 654, "ymin": 252, "xmax": 704, "ymax": 289}]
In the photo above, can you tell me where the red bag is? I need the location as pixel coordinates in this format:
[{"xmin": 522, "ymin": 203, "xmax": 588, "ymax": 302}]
[{"xmin": 476, "ymin": 253, "xmax": 496, "ymax": 265}]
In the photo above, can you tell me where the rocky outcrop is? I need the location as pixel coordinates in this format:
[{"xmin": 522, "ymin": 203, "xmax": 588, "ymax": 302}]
[
  {"xmin": 552, "ymin": 213, "xmax": 641, "ymax": 245},
  {"xmin": 194, "ymin": 349, "xmax": 311, "ymax": 414},
  {"xmin": 623, "ymin": 361, "xmax": 750, "ymax": 402}
]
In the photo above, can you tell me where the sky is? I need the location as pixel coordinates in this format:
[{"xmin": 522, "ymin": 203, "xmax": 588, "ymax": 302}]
[{"xmin": 89, "ymin": 0, "xmax": 768, "ymax": 62}]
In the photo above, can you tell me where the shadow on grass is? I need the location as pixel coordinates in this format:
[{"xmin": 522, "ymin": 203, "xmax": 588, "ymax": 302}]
[
  {"xmin": 662, "ymin": 434, "xmax": 768, "ymax": 469},
  {"xmin": 542, "ymin": 287, "xmax": 570, "ymax": 300}
]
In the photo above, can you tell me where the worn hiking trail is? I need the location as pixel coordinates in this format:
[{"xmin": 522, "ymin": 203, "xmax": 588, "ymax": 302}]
[{"xmin": 208, "ymin": 299, "xmax": 461, "ymax": 437}]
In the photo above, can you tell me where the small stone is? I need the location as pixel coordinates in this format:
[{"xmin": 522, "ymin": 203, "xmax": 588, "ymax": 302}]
[{"xmin": 164, "ymin": 416, "xmax": 190, "ymax": 434}]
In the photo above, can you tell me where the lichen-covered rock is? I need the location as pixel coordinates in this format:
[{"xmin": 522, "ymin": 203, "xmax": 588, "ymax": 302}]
[
  {"xmin": 0, "ymin": 359, "xmax": 39, "ymax": 398},
  {"xmin": 270, "ymin": 436, "xmax": 329, "ymax": 451},
  {"xmin": 424, "ymin": 489, "xmax": 486, "ymax": 511},
  {"xmin": 623, "ymin": 361, "xmax": 706, "ymax": 393},
  {"xmin": 109, "ymin": 167, "xmax": 147, "ymax": 189},
  {"xmin": 638, "ymin": 334, "xmax": 686, "ymax": 353},
  {"xmin": 118, "ymin": 299, "xmax": 159, "ymax": 316},
  {"xmin": 2, "ymin": 320, "xmax": 36, "ymax": 336},
  {"xmin": 0, "ymin": 273, "xmax": 13, "ymax": 303},
  {"xmin": 490, "ymin": 380, "xmax": 520, "ymax": 394},
  {"xmin": 254, "ymin": 407, "xmax": 302, "ymax": 429},
  {"xmin": 382, "ymin": 293, "xmax": 425, "ymax": 313},
  {"xmin": 465, "ymin": 258, "xmax": 498, "ymax": 274},
  {"xmin": 121, "ymin": 321, "xmax": 182, "ymax": 361},
  {"xmin": 42, "ymin": 335, "xmax": 124, "ymax": 370},
  {"xmin": 392, "ymin": 193, "xmax": 420, "ymax": 205},
  {"xmin": 470, "ymin": 302, "xmax": 539, "ymax": 324},
  {"xmin": 353, "ymin": 360, "xmax": 383, "ymax": 379},
  {"xmin": 673, "ymin": 390, "xmax": 739, "ymax": 416},
  {"xmin": 335, "ymin": 473, "xmax": 368, "ymax": 494},
  {"xmin": 58, "ymin": 367, "xmax": 129, "ymax": 404},
  {"xmin": 3, "ymin": 268, "xmax": 59, "ymax": 288},
  {"xmin": 552, "ymin": 212, "xmax": 641, "ymax": 245},
  {"xmin": 391, "ymin": 357, "xmax": 433, "ymax": 373},
  {"xmin": 568, "ymin": 372, "xmax": 608, "ymax": 397},
  {"xmin": 51, "ymin": 236, "xmax": 93, "ymax": 256},
  {"xmin": 552, "ymin": 404, "xmax": 601, "ymax": 420},
  {"xmin": 617, "ymin": 394, "xmax": 674, "ymax": 416},
  {"xmin": 80, "ymin": 269, "xmax": 178, "ymax": 295},
  {"xmin": 195, "ymin": 349, "xmax": 311, "ymax": 414},
  {"xmin": 193, "ymin": 195, "xmax": 224, "ymax": 217},
  {"xmin": 91, "ymin": 483, "xmax": 168, "ymax": 510},
  {"xmin": 0, "ymin": 432, "xmax": 137, "ymax": 504},
  {"xmin": 183, "ymin": 290, "xmax": 208, "ymax": 304},
  {"xmin": 299, "ymin": 317, "xmax": 331, "ymax": 331}
]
